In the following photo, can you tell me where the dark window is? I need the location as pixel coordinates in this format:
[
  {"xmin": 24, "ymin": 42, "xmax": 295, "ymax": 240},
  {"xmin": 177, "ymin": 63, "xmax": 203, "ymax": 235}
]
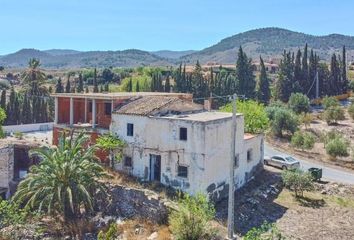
[
  {"xmin": 124, "ymin": 156, "xmax": 132, "ymax": 167},
  {"xmin": 247, "ymin": 149, "xmax": 253, "ymax": 162},
  {"xmin": 179, "ymin": 127, "xmax": 187, "ymax": 141},
  {"xmin": 105, "ymin": 103, "xmax": 112, "ymax": 115},
  {"xmin": 127, "ymin": 123, "xmax": 134, "ymax": 136},
  {"xmin": 234, "ymin": 154, "xmax": 239, "ymax": 168},
  {"xmin": 89, "ymin": 102, "xmax": 92, "ymax": 113},
  {"xmin": 177, "ymin": 165, "xmax": 188, "ymax": 178}
]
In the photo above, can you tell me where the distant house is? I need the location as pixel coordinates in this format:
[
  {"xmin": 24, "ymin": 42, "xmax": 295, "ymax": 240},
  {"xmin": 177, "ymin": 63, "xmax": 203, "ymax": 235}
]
[
  {"xmin": 51, "ymin": 92, "xmax": 264, "ymax": 200},
  {"xmin": 253, "ymin": 62, "xmax": 279, "ymax": 73}
]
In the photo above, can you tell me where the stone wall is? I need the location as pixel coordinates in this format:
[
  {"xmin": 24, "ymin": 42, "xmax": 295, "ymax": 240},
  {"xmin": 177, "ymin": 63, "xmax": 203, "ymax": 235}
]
[
  {"xmin": 98, "ymin": 184, "xmax": 171, "ymax": 224},
  {"xmin": 0, "ymin": 146, "xmax": 14, "ymax": 194}
]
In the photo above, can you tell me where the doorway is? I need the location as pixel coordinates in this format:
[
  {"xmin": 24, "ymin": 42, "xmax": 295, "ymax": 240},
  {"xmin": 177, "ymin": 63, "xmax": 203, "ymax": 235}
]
[{"xmin": 149, "ymin": 154, "xmax": 161, "ymax": 181}]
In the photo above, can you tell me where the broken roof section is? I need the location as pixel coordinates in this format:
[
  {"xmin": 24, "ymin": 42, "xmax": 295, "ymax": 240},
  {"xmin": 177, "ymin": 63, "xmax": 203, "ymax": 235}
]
[{"xmin": 115, "ymin": 96, "xmax": 204, "ymax": 116}]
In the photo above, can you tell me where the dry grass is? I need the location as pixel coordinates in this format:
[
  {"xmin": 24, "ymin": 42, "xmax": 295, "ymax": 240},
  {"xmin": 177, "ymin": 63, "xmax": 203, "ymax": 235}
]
[{"xmin": 116, "ymin": 219, "xmax": 171, "ymax": 240}]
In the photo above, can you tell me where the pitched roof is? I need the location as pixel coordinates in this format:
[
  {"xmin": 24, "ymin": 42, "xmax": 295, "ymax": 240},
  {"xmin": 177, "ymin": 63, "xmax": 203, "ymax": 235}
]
[{"xmin": 115, "ymin": 96, "xmax": 203, "ymax": 116}]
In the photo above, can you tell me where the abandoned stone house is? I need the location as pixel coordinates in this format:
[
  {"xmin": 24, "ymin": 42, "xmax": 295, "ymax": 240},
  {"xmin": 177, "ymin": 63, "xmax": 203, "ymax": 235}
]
[
  {"xmin": 51, "ymin": 92, "xmax": 264, "ymax": 200},
  {"xmin": 0, "ymin": 140, "xmax": 40, "ymax": 199}
]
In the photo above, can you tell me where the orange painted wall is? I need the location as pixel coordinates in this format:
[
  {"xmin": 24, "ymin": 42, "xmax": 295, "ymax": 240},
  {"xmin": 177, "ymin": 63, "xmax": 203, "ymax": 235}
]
[{"xmin": 52, "ymin": 126, "xmax": 109, "ymax": 163}]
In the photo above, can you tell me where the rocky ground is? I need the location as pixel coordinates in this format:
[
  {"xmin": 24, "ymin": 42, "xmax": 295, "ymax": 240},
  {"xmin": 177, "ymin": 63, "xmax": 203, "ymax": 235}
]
[
  {"xmin": 215, "ymin": 166, "xmax": 354, "ymax": 239},
  {"xmin": 2, "ymin": 168, "xmax": 354, "ymax": 240}
]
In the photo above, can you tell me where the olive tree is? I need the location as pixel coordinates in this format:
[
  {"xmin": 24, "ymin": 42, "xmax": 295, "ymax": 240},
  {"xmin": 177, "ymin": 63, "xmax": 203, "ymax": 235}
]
[
  {"xmin": 323, "ymin": 106, "xmax": 345, "ymax": 125},
  {"xmin": 288, "ymin": 93, "xmax": 310, "ymax": 114},
  {"xmin": 266, "ymin": 106, "xmax": 299, "ymax": 137},
  {"xmin": 326, "ymin": 136, "xmax": 349, "ymax": 159},
  {"xmin": 282, "ymin": 169, "xmax": 314, "ymax": 197},
  {"xmin": 291, "ymin": 131, "xmax": 315, "ymax": 151}
]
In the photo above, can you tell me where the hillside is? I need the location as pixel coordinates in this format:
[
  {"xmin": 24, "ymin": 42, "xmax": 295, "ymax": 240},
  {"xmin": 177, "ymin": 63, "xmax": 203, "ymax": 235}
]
[
  {"xmin": 0, "ymin": 49, "xmax": 173, "ymax": 68},
  {"xmin": 181, "ymin": 27, "xmax": 354, "ymax": 64},
  {"xmin": 1, "ymin": 28, "xmax": 354, "ymax": 68},
  {"xmin": 151, "ymin": 50, "xmax": 196, "ymax": 59}
]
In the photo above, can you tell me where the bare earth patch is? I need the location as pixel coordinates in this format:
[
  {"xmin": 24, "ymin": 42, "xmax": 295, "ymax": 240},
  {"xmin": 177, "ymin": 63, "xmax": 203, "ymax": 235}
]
[{"xmin": 216, "ymin": 167, "xmax": 354, "ymax": 239}]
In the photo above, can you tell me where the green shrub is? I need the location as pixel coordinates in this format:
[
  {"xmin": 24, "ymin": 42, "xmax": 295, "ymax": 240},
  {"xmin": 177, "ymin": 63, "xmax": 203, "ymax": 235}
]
[
  {"xmin": 323, "ymin": 106, "xmax": 345, "ymax": 125},
  {"xmin": 303, "ymin": 132, "xmax": 315, "ymax": 150},
  {"xmin": 349, "ymin": 80, "xmax": 354, "ymax": 91},
  {"xmin": 291, "ymin": 131, "xmax": 315, "ymax": 150},
  {"xmin": 97, "ymin": 223, "xmax": 120, "ymax": 240},
  {"xmin": 326, "ymin": 137, "xmax": 349, "ymax": 158},
  {"xmin": 14, "ymin": 131, "xmax": 24, "ymax": 139},
  {"xmin": 288, "ymin": 93, "xmax": 310, "ymax": 114},
  {"xmin": 0, "ymin": 200, "xmax": 29, "ymax": 228},
  {"xmin": 169, "ymin": 193, "xmax": 215, "ymax": 240},
  {"xmin": 221, "ymin": 100, "xmax": 269, "ymax": 134},
  {"xmin": 244, "ymin": 222, "xmax": 285, "ymax": 240},
  {"xmin": 300, "ymin": 113, "xmax": 313, "ymax": 129},
  {"xmin": 291, "ymin": 131, "xmax": 304, "ymax": 149},
  {"xmin": 282, "ymin": 170, "xmax": 314, "ymax": 197},
  {"xmin": 348, "ymin": 103, "xmax": 354, "ymax": 120},
  {"xmin": 322, "ymin": 130, "xmax": 341, "ymax": 145},
  {"xmin": 322, "ymin": 96, "xmax": 339, "ymax": 110}
]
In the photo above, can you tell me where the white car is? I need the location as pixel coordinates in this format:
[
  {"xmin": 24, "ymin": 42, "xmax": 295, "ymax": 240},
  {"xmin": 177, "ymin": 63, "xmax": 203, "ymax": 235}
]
[{"xmin": 264, "ymin": 155, "xmax": 300, "ymax": 170}]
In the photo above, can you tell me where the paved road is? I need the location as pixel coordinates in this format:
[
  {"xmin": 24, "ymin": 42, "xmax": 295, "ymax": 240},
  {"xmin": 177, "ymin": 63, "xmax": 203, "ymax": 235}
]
[{"xmin": 265, "ymin": 144, "xmax": 354, "ymax": 184}]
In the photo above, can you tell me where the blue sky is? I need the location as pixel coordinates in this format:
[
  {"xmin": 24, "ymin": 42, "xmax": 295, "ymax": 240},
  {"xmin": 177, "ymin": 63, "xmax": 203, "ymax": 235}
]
[{"xmin": 0, "ymin": 0, "xmax": 353, "ymax": 55}]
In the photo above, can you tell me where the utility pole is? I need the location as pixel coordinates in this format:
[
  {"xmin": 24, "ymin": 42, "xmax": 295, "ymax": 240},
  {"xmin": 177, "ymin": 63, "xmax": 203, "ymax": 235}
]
[{"xmin": 227, "ymin": 93, "xmax": 237, "ymax": 239}]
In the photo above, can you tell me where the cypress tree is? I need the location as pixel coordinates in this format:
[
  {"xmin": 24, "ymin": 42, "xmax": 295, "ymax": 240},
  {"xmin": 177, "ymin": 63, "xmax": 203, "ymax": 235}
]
[
  {"xmin": 6, "ymin": 87, "xmax": 16, "ymax": 125},
  {"xmin": 65, "ymin": 76, "xmax": 71, "ymax": 93},
  {"xmin": 294, "ymin": 49, "xmax": 302, "ymax": 92},
  {"xmin": 22, "ymin": 93, "xmax": 32, "ymax": 124},
  {"xmin": 257, "ymin": 57, "xmax": 271, "ymax": 104},
  {"xmin": 275, "ymin": 51, "xmax": 294, "ymax": 102},
  {"xmin": 14, "ymin": 94, "xmax": 20, "ymax": 124},
  {"xmin": 93, "ymin": 68, "xmax": 99, "ymax": 93},
  {"xmin": 104, "ymin": 83, "xmax": 109, "ymax": 92},
  {"xmin": 0, "ymin": 90, "xmax": 6, "ymax": 110},
  {"xmin": 236, "ymin": 46, "xmax": 256, "ymax": 98},
  {"xmin": 128, "ymin": 78, "xmax": 133, "ymax": 92},
  {"xmin": 330, "ymin": 54, "xmax": 341, "ymax": 95},
  {"xmin": 136, "ymin": 81, "xmax": 140, "ymax": 92},
  {"xmin": 77, "ymin": 73, "xmax": 84, "ymax": 93},
  {"xmin": 165, "ymin": 75, "xmax": 171, "ymax": 92},
  {"xmin": 302, "ymin": 44, "xmax": 309, "ymax": 92},
  {"xmin": 342, "ymin": 46, "xmax": 348, "ymax": 92},
  {"xmin": 55, "ymin": 77, "xmax": 64, "ymax": 93}
]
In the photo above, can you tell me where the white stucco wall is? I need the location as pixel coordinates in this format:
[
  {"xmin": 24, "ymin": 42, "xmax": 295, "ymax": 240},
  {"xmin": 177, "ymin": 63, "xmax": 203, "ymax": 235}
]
[
  {"xmin": 3, "ymin": 122, "xmax": 53, "ymax": 134},
  {"xmin": 110, "ymin": 113, "xmax": 264, "ymax": 199}
]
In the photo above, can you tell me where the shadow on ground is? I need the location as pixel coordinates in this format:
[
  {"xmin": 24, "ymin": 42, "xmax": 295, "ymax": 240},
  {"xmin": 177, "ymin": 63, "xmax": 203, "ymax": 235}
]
[
  {"xmin": 296, "ymin": 196, "xmax": 325, "ymax": 208},
  {"xmin": 215, "ymin": 169, "xmax": 287, "ymax": 235}
]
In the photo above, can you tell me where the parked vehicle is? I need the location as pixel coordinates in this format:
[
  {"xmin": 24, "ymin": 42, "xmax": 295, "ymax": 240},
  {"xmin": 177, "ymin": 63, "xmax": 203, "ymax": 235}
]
[{"xmin": 264, "ymin": 155, "xmax": 300, "ymax": 170}]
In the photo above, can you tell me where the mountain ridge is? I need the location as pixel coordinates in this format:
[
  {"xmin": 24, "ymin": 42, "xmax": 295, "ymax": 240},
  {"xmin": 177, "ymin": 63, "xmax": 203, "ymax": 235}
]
[{"xmin": 1, "ymin": 27, "xmax": 354, "ymax": 68}]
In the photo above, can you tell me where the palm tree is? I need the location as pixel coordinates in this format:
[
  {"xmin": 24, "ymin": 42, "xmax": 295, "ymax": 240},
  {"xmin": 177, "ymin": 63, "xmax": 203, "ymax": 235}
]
[
  {"xmin": 13, "ymin": 131, "xmax": 107, "ymax": 223},
  {"xmin": 21, "ymin": 58, "xmax": 47, "ymax": 96}
]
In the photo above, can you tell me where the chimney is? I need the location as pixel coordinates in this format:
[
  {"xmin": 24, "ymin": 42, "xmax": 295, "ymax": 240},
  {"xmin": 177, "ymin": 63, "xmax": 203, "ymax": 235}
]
[{"xmin": 204, "ymin": 98, "xmax": 212, "ymax": 111}]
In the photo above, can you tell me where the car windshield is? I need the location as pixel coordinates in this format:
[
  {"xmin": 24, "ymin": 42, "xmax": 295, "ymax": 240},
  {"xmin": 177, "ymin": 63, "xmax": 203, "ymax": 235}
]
[{"xmin": 285, "ymin": 157, "xmax": 296, "ymax": 162}]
